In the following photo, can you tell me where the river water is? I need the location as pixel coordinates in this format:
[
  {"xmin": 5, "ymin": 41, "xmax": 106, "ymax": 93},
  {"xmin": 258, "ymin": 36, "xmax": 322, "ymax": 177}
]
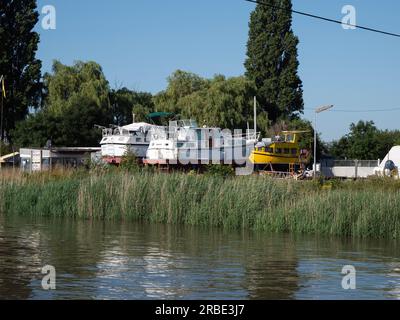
[{"xmin": 0, "ymin": 215, "xmax": 400, "ymax": 300}]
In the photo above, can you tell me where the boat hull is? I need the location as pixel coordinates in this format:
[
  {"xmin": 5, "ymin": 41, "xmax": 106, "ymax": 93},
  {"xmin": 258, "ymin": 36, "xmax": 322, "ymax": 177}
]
[
  {"xmin": 250, "ymin": 151, "xmax": 299, "ymax": 165},
  {"xmin": 101, "ymin": 143, "xmax": 149, "ymax": 163}
]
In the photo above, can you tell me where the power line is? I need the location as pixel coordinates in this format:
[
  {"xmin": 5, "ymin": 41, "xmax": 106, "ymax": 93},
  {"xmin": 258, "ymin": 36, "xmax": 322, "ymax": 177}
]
[
  {"xmin": 245, "ymin": 0, "xmax": 400, "ymax": 38},
  {"xmin": 305, "ymin": 107, "xmax": 400, "ymax": 113}
]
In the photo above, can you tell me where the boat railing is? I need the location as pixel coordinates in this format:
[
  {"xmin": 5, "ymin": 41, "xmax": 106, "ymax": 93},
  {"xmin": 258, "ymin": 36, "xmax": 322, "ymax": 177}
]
[
  {"xmin": 149, "ymin": 126, "xmax": 168, "ymax": 140},
  {"xmin": 325, "ymin": 159, "xmax": 380, "ymax": 168},
  {"xmin": 149, "ymin": 137, "xmax": 251, "ymax": 149},
  {"xmin": 102, "ymin": 128, "xmax": 114, "ymax": 137},
  {"xmin": 102, "ymin": 127, "xmax": 143, "ymax": 137},
  {"xmin": 169, "ymin": 119, "xmax": 198, "ymax": 128}
]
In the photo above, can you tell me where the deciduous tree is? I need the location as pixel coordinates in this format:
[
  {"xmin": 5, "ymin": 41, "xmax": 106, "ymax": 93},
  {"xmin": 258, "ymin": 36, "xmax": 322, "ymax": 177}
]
[
  {"xmin": 0, "ymin": 0, "xmax": 42, "ymax": 142},
  {"xmin": 110, "ymin": 88, "xmax": 154, "ymax": 126},
  {"xmin": 328, "ymin": 121, "xmax": 400, "ymax": 160}
]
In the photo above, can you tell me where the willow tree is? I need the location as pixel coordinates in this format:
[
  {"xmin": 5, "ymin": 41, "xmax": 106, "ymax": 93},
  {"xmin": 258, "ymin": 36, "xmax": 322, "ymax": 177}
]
[
  {"xmin": 110, "ymin": 88, "xmax": 154, "ymax": 126},
  {"xmin": 13, "ymin": 61, "xmax": 113, "ymax": 147},
  {"xmin": 177, "ymin": 75, "xmax": 257, "ymax": 129},
  {"xmin": 153, "ymin": 71, "xmax": 258, "ymax": 130},
  {"xmin": 43, "ymin": 60, "xmax": 110, "ymax": 115},
  {"xmin": 153, "ymin": 70, "xmax": 209, "ymax": 115},
  {"xmin": 245, "ymin": 0, "xmax": 304, "ymax": 123}
]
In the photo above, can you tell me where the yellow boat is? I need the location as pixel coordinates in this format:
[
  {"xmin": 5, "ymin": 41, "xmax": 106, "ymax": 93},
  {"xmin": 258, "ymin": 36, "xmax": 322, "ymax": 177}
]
[{"xmin": 249, "ymin": 131, "xmax": 310, "ymax": 172}]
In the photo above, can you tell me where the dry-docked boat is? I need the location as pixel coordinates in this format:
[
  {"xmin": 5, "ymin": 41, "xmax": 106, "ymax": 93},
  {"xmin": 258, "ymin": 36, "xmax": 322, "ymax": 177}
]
[
  {"xmin": 249, "ymin": 131, "xmax": 310, "ymax": 173},
  {"xmin": 100, "ymin": 121, "xmax": 154, "ymax": 164},
  {"xmin": 144, "ymin": 119, "xmax": 256, "ymax": 166}
]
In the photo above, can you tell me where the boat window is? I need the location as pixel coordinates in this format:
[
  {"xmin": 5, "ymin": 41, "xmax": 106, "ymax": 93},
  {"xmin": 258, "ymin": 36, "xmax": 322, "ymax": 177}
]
[
  {"xmin": 266, "ymin": 147, "xmax": 273, "ymax": 153},
  {"xmin": 196, "ymin": 130, "xmax": 203, "ymax": 142},
  {"xmin": 284, "ymin": 148, "xmax": 290, "ymax": 154},
  {"xmin": 276, "ymin": 148, "xmax": 282, "ymax": 154},
  {"xmin": 291, "ymin": 148, "xmax": 298, "ymax": 155}
]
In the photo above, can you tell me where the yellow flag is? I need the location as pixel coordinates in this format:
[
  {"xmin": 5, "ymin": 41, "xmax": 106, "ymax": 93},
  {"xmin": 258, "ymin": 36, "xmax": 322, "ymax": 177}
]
[{"xmin": 1, "ymin": 77, "xmax": 5, "ymax": 98}]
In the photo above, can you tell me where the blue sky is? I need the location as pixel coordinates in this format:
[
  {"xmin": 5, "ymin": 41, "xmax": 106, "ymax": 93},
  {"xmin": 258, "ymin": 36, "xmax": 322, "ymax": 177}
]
[{"xmin": 35, "ymin": 0, "xmax": 400, "ymax": 141}]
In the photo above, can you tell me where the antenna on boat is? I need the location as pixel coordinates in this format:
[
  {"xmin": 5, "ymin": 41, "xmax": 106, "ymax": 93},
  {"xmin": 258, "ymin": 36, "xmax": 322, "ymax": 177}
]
[{"xmin": 132, "ymin": 112, "xmax": 136, "ymax": 123}]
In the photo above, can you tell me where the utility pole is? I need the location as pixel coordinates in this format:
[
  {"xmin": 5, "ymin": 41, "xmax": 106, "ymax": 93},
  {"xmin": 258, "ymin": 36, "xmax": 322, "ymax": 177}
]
[
  {"xmin": 0, "ymin": 75, "xmax": 4, "ymax": 169},
  {"xmin": 0, "ymin": 91, "xmax": 3, "ymax": 168},
  {"xmin": 254, "ymin": 96, "xmax": 257, "ymax": 140},
  {"xmin": 314, "ymin": 105, "xmax": 334, "ymax": 179}
]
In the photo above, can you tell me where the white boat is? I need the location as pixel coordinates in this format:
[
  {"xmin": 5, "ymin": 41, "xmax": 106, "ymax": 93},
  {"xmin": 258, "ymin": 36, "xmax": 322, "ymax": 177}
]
[
  {"xmin": 145, "ymin": 119, "xmax": 255, "ymax": 166},
  {"xmin": 100, "ymin": 122, "xmax": 154, "ymax": 164}
]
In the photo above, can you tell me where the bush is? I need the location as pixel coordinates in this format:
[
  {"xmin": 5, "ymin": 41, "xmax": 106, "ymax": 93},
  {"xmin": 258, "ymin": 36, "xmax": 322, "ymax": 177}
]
[
  {"xmin": 120, "ymin": 151, "xmax": 140, "ymax": 172},
  {"xmin": 205, "ymin": 164, "xmax": 235, "ymax": 177}
]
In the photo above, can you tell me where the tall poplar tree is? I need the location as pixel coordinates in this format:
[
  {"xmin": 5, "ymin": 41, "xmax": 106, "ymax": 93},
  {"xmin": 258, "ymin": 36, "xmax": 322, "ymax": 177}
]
[
  {"xmin": 0, "ymin": 0, "xmax": 42, "ymax": 142},
  {"xmin": 245, "ymin": 0, "xmax": 304, "ymax": 123}
]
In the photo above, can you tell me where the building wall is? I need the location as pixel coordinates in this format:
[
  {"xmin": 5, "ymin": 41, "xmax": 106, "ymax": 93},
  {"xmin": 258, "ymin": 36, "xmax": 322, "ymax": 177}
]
[
  {"xmin": 20, "ymin": 148, "xmax": 98, "ymax": 172},
  {"xmin": 320, "ymin": 159, "xmax": 379, "ymax": 179},
  {"xmin": 321, "ymin": 166, "xmax": 376, "ymax": 179}
]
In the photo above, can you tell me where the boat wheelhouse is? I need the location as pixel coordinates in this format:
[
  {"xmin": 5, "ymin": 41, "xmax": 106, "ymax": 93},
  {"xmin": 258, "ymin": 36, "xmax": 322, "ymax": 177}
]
[{"xmin": 249, "ymin": 131, "xmax": 310, "ymax": 172}]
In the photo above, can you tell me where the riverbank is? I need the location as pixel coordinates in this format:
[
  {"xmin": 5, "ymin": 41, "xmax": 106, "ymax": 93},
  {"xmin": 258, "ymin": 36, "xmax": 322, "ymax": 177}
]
[{"xmin": 1, "ymin": 169, "xmax": 400, "ymax": 238}]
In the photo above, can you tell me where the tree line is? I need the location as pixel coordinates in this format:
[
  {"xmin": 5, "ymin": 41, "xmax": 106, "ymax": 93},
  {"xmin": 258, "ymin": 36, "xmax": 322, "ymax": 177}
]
[
  {"xmin": 0, "ymin": 1, "xmax": 308, "ymax": 149},
  {"xmin": 11, "ymin": 62, "xmax": 319, "ymax": 152},
  {"xmin": 328, "ymin": 121, "xmax": 400, "ymax": 161}
]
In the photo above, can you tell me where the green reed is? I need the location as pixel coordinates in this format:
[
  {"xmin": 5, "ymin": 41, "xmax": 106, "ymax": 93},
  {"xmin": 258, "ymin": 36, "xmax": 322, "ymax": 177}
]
[{"xmin": 1, "ymin": 169, "xmax": 400, "ymax": 238}]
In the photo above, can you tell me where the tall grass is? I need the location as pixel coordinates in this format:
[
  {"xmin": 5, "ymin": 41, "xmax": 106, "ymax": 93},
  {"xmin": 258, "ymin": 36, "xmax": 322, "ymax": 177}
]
[{"xmin": 1, "ymin": 169, "xmax": 400, "ymax": 238}]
